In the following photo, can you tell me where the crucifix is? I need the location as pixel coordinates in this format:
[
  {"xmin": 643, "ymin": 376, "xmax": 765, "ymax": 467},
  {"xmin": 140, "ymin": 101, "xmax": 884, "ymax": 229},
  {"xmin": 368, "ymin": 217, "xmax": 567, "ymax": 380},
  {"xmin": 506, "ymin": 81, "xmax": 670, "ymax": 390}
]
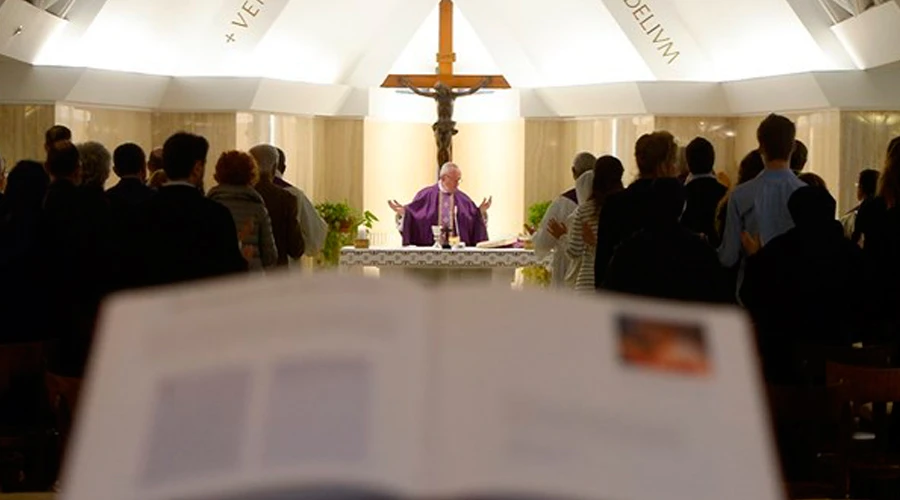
[{"xmin": 381, "ymin": 0, "xmax": 510, "ymax": 174}]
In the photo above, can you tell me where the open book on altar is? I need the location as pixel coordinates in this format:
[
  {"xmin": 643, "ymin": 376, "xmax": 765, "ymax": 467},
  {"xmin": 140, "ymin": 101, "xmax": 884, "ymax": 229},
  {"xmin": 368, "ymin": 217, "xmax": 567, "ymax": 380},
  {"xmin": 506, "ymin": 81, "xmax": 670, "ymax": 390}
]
[{"xmin": 61, "ymin": 273, "xmax": 784, "ymax": 500}]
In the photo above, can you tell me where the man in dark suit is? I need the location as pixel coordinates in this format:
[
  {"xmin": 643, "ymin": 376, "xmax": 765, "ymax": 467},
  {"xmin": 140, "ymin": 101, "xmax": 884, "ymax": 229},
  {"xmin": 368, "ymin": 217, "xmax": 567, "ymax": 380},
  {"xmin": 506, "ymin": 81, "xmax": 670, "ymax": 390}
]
[
  {"xmin": 593, "ymin": 131, "xmax": 678, "ymax": 289},
  {"xmin": 107, "ymin": 143, "xmax": 155, "ymax": 210},
  {"xmin": 250, "ymin": 144, "xmax": 304, "ymax": 266},
  {"xmin": 681, "ymin": 137, "xmax": 728, "ymax": 247},
  {"xmin": 128, "ymin": 132, "xmax": 247, "ymax": 288},
  {"xmin": 603, "ymin": 178, "xmax": 729, "ymax": 304},
  {"xmin": 41, "ymin": 141, "xmax": 114, "ymax": 377},
  {"xmin": 741, "ymin": 186, "xmax": 872, "ymax": 382}
]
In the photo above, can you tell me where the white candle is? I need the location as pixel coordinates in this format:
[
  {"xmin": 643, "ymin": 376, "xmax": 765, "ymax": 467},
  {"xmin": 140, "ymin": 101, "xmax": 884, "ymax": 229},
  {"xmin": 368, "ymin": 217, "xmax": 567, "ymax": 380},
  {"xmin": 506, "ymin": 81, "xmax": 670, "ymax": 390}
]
[{"xmin": 357, "ymin": 226, "xmax": 367, "ymax": 240}]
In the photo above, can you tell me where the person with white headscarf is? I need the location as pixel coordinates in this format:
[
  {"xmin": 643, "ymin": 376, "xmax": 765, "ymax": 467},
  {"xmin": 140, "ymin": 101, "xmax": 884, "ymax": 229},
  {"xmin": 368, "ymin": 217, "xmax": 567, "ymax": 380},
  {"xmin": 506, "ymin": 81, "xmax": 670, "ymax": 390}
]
[{"xmin": 532, "ymin": 152, "xmax": 596, "ymax": 287}]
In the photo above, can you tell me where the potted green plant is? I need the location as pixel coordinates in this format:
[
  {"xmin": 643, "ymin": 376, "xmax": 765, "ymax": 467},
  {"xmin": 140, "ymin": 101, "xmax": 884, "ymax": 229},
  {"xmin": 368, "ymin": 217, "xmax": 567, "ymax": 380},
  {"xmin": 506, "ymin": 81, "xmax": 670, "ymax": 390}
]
[
  {"xmin": 521, "ymin": 200, "xmax": 552, "ymax": 287},
  {"xmin": 315, "ymin": 201, "xmax": 379, "ymax": 267}
]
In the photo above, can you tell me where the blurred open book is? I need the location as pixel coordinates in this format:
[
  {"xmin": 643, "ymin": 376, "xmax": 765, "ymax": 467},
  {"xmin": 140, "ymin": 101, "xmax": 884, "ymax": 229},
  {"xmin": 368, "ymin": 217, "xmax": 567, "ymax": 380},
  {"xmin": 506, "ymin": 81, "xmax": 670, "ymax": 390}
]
[{"xmin": 61, "ymin": 273, "xmax": 784, "ymax": 500}]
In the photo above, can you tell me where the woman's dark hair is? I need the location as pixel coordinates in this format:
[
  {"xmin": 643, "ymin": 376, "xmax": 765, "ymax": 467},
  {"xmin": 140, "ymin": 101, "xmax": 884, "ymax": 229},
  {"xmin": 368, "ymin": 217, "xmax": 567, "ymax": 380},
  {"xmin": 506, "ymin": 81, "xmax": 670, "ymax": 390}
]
[
  {"xmin": 880, "ymin": 136, "xmax": 900, "ymax": 209},
  {"xmin": 738, "ymin": 150, "xmax": 765, "ymax": 185},
  {"xmin": 798, "ymin": 172, "xmax": 827, "ymax": 190},
  {"xmin": 592, "ymin": 155, "xmax": 625, "ymax": 211},
  {"xmin": 5, "ymin": 160, "xmax": 49, "ymax": 213},
  {"xmin": 162, "ymin": 132, "xmax": 209, "ymax": 180}
]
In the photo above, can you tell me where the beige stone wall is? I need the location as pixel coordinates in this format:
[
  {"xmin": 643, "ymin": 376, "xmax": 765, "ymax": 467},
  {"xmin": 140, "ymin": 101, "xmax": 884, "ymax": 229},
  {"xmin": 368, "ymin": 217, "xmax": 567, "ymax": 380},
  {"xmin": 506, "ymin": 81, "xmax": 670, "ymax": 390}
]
[
  {"xmin": 0, "ymin": 104, "xmax": 56, "ymax": 168},
  {"xmin": 4, "ymin": 101, "xmax": 894, "ymax": 236}
]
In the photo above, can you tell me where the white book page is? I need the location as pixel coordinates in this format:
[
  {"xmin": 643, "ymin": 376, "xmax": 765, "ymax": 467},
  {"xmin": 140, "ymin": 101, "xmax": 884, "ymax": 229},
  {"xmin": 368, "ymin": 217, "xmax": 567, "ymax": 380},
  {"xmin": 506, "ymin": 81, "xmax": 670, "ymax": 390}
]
[
  {"xmin": 62, "ymin": 273, "xmax": 432, "ymax": 500},
  {"xmin": 428, "ymin": 287, "xmax": 784, "ymax": 500}
]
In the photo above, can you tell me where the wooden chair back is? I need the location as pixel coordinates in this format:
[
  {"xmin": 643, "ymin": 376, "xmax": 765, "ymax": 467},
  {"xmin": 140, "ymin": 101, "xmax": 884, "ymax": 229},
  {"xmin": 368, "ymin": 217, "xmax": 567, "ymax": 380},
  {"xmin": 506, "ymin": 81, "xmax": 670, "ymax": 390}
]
[{"xmin": 794, "ymin": 343, "xmax": 897, "ymax": 385}]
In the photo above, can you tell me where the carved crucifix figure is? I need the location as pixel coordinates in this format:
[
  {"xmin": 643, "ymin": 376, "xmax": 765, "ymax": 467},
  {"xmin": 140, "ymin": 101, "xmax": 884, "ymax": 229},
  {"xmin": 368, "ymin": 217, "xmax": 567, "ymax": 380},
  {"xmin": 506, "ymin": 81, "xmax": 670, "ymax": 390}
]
[
  {"xmin": 400, "ymin": 77, "xmax": 491, "ymax": 167},
  {"xmin": 382, "ymin": 0, "xmax": 510, "ymax": 175}
]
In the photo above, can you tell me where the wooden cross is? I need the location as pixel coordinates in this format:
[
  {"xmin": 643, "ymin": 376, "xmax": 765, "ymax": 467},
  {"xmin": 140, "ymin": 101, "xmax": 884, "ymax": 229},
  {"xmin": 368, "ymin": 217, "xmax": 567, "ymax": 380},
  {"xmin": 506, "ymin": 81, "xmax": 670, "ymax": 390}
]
[
  {"xmin": 381, "ymin": 0, "xmax": 510, "ymax": 171},
  {"xmin": 381, "ymin": 0, "xmax": 511, "ymax": 90}
]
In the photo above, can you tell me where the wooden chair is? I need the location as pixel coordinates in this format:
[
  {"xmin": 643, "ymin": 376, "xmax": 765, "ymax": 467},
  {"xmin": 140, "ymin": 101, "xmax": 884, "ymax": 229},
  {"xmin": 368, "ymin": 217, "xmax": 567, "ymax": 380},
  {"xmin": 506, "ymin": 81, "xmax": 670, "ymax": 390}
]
[
  {"xmin": 767, "ymin": 383, "xmax": 845, "ymax": 498},
  {"xmin": 0, "ymin": 342, "xmax": 52, "ymax": 492},
  {"xmin": 44, "ymin": 372, "xmax": 81, "ymax": 482},
  {"xmin": 826, "ymin": 362, "xmax": 900, "ymax": 499},
  {"xmin": 793, "ymin": 343, "xmax": 897, "ymax": 385}
]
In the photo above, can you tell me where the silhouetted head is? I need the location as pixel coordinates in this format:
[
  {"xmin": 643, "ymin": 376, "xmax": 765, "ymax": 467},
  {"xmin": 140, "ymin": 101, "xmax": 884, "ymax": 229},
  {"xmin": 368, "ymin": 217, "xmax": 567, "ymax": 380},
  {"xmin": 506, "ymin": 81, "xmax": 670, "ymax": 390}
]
[
  {"xmin": 738, "ymin": 150, "xmax": 765, "ymax": 185},
  {"xmin": 44, "ymin": 125, "xmax": 72, "ymax": 153},
  {"xmin": 788, "ymin": 186, "xmax": 836, "ymax": 228},
  {"xmin": 4, "ymin": 160, "xmax": 49, "ymax": 213},
  {"xmin": 798, "ymin": 172, "xmax": 827, "ymax": 190},
  {"xmin": 591, "ymin": 155, "xmax": 625, "ymax": 210},
  {"xmin": 857, "ymin": 168, "xmax": 880, "ymax": 201},
  {"xmin": 757, "ymin": 114, "xmax": 796, "ymax": 164},
  {"xmin": 685, "ymin": 137, "xmax": 715, "ymax": 175},
  {"xmin": 162, "ymin": 132, "xmax": 208, "ymax": 186},
  {"xmin": 46, "ymin": 141, "xmax": 81, "ymax": 184},
  {"xmin": 113, "ymin": 143, "xmax": 147, "ymax": 180},
  {"xmin": 635, "ymin": 131, "xmax": 678, "ymax": 178},
  {"xmin": 791, "ymin": 140, "xmax": 808, "ymax": 172}
]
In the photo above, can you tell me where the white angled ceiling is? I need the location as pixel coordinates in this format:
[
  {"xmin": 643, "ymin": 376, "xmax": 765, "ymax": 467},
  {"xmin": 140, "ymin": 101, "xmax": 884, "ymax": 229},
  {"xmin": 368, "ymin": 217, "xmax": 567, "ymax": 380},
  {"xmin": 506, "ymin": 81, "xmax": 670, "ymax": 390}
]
[{"xmin": 18, "ymin": 0, "xmax": 862, "ymax": 87}]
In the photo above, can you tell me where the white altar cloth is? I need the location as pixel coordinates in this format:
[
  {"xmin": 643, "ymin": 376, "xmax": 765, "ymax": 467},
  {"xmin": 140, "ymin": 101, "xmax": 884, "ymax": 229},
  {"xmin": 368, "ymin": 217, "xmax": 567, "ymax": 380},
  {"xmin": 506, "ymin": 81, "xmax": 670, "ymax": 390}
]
[
  {"xmin": 339, "ymin": 247, "xmax": 545, "ymax": 268},
  {"xmin": 339, "ymin": 247, "xmax": 547, "ymax": 286}
]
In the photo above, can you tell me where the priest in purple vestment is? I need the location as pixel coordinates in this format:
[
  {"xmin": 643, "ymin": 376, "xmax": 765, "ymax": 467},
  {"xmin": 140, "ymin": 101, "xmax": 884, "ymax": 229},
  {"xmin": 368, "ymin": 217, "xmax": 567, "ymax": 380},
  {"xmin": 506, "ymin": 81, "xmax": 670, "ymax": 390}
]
[{"xmin": 388, "ymin": 162, "xmax": 491, "ymax": 247}]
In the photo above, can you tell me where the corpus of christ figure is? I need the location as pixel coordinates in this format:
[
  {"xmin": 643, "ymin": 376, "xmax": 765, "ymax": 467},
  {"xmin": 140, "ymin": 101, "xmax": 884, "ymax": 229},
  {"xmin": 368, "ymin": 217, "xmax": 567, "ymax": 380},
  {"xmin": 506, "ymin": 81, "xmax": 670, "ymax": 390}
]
[
  {"xmin": 399, "ymin": 76, "xmax": 491, "ymax": 169},
  {"xmin": 382, "ymin": 0, "xmax": 510, "ymax": 175}
]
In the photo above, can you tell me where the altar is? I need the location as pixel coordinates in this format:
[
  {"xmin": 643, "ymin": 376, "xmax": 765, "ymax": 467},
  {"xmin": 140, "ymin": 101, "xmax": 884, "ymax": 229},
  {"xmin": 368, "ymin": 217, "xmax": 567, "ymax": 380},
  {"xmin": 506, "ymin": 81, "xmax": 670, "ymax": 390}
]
[{"xmin": 339, "ymin": 247, "xmax": 547, "ymax": 286}]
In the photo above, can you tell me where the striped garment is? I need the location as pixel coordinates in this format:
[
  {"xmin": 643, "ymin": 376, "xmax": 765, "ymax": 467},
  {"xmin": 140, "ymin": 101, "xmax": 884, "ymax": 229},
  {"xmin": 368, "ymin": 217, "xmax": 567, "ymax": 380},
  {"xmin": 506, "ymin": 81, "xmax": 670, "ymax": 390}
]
[{"xmin": 565, "ymin": 202, "xmax": 600, "ymax": 293}]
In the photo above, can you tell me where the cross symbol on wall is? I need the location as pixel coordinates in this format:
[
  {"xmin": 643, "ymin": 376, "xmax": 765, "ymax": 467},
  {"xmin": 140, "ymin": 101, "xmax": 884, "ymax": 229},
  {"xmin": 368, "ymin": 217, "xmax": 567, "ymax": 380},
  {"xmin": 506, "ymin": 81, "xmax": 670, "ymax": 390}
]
[{"xmin": 226, "ymin": 33, "xmax": 236, "ymax": 43}]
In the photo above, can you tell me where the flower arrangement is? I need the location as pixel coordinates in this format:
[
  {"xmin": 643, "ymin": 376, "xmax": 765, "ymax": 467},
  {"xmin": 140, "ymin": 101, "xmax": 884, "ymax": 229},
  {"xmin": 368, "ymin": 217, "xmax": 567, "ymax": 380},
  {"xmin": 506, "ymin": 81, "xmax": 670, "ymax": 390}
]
[{"xmin": 315, "ymin": 201, "xmax": 378, "ymax": 267}]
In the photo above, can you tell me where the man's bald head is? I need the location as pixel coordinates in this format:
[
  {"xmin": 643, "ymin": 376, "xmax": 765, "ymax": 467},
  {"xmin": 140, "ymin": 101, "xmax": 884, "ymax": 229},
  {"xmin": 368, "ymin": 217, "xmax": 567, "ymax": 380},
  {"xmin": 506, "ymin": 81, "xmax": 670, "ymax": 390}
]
[
  {"xmin": 249, "ymin": 144, "xmax": 279, "ymax": 180},
  {"xmin": 572, "ymin": 152, "xmax": 597, "ymax": 180}
]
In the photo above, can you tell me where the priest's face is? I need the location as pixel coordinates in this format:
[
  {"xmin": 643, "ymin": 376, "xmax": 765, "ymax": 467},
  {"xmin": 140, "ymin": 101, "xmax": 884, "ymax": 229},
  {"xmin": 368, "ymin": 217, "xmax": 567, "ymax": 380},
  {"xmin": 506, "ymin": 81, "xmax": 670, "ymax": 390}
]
[{"xmin": 441, "ymin": 170, "xmax": 462, "ymax": 193}]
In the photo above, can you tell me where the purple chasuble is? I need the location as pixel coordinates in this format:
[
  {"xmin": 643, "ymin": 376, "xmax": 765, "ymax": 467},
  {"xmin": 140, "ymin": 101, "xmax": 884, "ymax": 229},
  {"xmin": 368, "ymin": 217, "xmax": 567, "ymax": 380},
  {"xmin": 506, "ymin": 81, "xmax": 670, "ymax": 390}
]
[{"xmin": 401, "ymin": 184, "xmax": 489, "ymax": 246}]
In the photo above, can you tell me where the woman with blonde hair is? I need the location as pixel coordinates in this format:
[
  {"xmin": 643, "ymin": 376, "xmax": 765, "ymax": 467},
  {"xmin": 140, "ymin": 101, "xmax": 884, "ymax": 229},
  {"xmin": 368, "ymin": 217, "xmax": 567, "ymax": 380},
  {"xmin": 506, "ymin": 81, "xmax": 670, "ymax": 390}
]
[{"xmin": 207, "ymin": 151, "xmax": 277, "ymax": 271}]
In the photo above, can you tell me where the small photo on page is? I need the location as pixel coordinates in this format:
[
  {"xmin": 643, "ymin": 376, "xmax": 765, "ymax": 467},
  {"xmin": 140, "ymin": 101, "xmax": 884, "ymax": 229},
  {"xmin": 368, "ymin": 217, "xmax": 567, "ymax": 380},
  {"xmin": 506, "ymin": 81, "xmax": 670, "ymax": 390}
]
[{"xmin": 617, "ymin": 315, "xmax": 711, "ymax": 377}]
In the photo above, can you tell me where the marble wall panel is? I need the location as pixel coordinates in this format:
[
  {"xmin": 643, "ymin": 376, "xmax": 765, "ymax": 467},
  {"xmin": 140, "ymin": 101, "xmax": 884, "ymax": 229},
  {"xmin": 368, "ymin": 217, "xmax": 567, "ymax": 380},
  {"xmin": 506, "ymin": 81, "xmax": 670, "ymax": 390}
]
[
  {"xmin": 363, "ymin": 119, "xmax": 436, "ymax": 247},
  {"xmin": 56, "ymin": 104, "xmax": 153, "ymax": 187},
  {"xmin": 655, "ymin": 116, "xmax": 738, "ymax": 183},
  {"xmin": 839, "ymin": 111, "xmax": 900, "ymax": 213},
  {"xmin": 524, "ymin": 120, "xmax": 568, "ymax": 212},
  {"xmin": 455, "ymin": 120, "xmax": 525, "ymax": 240},
  {"xmin": 313, "ymin": 118, "xmax": 364, "ymax": 210},
  {"xmin": 523, "ymin": 116, "xmax": 653, "ymax": 214},
  {"xmin": 151, "ymin": 112, "xmax": 237, "ymax": 189},
  {"xmin": 0, "ymin": 104, "xmax": 55, "ymax": 168},
  {"xmin": 236, "ymin": 113, "xmax": 317, "ymax": 201}
]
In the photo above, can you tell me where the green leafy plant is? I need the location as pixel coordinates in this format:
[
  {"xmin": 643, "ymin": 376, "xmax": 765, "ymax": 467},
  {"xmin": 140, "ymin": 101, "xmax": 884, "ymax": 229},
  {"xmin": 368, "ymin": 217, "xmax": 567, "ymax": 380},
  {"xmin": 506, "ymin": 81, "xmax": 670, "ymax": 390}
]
[
  {"xmin": 526, "ymin": 200, "xmax": 552, "ymax": 234},
  {"xmin": 521, "ymin": 200, "xmax": 553, "ymax": 285},
  {"xmin": 315, "ymin": 201, "xmax": 379, "ymax": 267}
]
